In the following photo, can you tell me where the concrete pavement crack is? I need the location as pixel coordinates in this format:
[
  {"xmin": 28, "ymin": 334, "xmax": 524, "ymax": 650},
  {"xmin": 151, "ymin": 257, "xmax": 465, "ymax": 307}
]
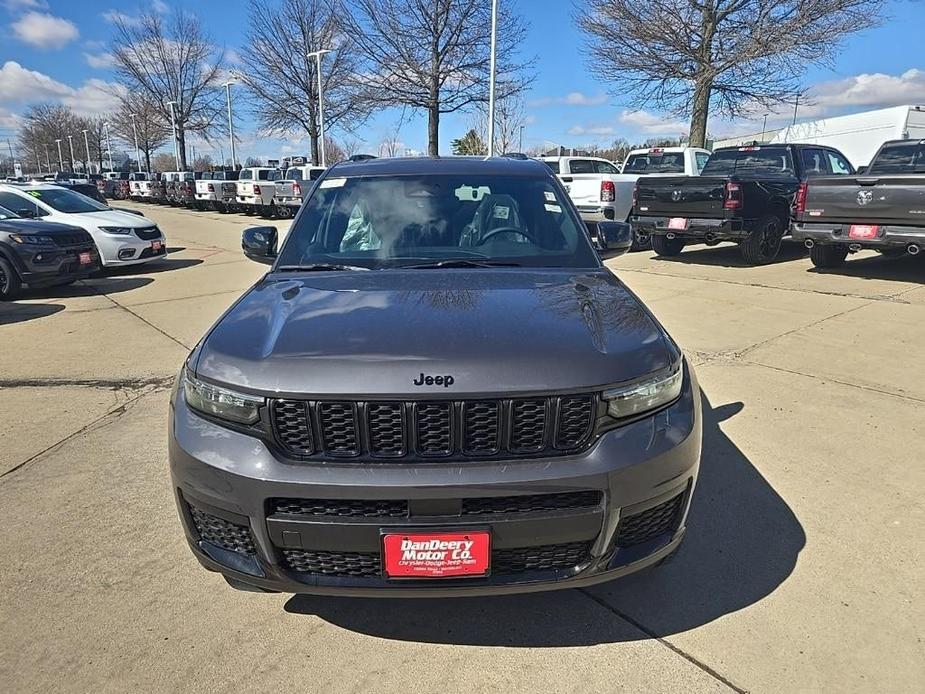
[
  {"xmin": 579, "ymin": 589, "xmax": 747, "ymax": 693},
  {"xmin": 0, "ymin": 376, "xmax": 174, "ymax": 389}
]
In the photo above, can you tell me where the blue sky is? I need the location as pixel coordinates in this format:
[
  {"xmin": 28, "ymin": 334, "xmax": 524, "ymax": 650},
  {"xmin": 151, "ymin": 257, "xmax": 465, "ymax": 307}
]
[{"xmin": 1, "ymin": 0, "xmax": 924, "ymax": 161}]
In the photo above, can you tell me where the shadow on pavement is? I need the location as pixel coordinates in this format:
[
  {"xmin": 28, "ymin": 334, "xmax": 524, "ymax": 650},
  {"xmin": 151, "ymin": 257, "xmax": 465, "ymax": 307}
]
[
  {"xmin": 0, "ymin": 301, "xmax": 65, "ymax": 326},
  {"xmin": 808, "ymin": 253, "xmax": 924, "ymax": 283},
  {"xmin": 100, "ymin": 258, "xmax": 204, "ymax": 276},
  {"xmin": 651, "ymin": 240, "xmax": 807, "ymax": 268},
  {"xmin": 33, "ymin": 276, "xmax": 154, "ymax": 299},
  {"xmin": 284, "ymin": 393, "xmax": 805, "ymax": 646}
]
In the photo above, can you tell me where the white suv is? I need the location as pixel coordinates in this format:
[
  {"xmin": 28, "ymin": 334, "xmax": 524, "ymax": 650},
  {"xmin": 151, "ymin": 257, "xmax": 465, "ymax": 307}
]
[{"xmin": 0, "ymin": 184, "xmax": 167, "ymax": 267}]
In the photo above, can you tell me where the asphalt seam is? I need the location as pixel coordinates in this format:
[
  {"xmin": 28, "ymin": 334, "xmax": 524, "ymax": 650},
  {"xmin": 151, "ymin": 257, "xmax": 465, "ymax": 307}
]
[
  {"xmin": 578, "ymin": 589, "xmax": 747, "ymax": 693},
  {"xmin": 0, "ymin": 376, "xmax": 174, "ymax": 389},
  {"xmin": 84, "ymin": 284, "xmax": 193, "ymax": 351}
]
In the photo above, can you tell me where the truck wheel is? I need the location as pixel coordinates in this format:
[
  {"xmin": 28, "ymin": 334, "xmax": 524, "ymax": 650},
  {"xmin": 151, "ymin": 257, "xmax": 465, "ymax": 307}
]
[
  {"xmin": 810, "ymin": 244, "xmax": 849, "ymax": 268},
  {"xmin": 741, "ymin": 215, "xmax": 784, "ymax": 265},
  {"xmin": 630, "ymin": 230, "xmax": 651, "ymax": 252},
  {"xmin": 651, "ymin": 235, "xmax": 685, "ymax": 257},
  {"xmin": 0, "ymin": 256, "xmax": 23, "ymax": 300}
]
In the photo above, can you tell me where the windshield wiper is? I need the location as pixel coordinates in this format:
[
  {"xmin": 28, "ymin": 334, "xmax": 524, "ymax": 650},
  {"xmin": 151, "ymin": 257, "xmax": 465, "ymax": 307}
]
[
  {"xmin": 275, "ymin": 263, "xmax": 370, "ymax": 272},
  {"xmin": 398, "ymin": 259, "xmax": 521, "ymax": 269}
]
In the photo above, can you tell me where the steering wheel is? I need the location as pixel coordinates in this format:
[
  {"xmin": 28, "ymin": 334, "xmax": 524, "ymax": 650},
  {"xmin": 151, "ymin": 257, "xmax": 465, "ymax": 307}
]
[{"xmin": 474, "ymin": 226, "xmax": 537, "ymax": 245}]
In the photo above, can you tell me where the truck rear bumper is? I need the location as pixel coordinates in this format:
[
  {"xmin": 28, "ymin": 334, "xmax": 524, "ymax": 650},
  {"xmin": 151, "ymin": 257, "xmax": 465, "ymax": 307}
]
[
  {"xmin": 793, "ymin": 222, "xmax": 925, "ymax": 249},
  {"xmin": 632, "ymin": 216, "xmax": 746, "ymax": 242},
  {"xmin": 577, "ymin": 205, "xmax": 618, "ymax": 222}
]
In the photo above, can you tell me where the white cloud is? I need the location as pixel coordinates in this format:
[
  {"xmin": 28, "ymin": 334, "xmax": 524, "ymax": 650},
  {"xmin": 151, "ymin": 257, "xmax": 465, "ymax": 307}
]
[
  {"xmin": 0, "ymin": 60, "xmax": 72, "ymax": 101},
  {"xmin": 3, "ymin": 0, "xmax": 48, "ymax": 10},
  {"xmin": 806, "ymin": 69, "xmax": 925, "ymax": 110},
  {"xmin": 102, "ymin": 9, "xmax": 141, "ymax": 26},
  {"xmin": 567, "ymin": 124, "xmax": 616, "ymax": 136},
  {"xmin": 11, "ymin": 11, "xmax": 78, "ymax": 49},
  {"xmin": 84, "ymin": 52, "xmax": 117, "ymax": 69},
  {"xmin": 0, "ymin": 107, "xmax": 22, "ymax": 129},
  {"xmin": 152, "ymin": 0, "xmax": 169, "ymax": 12},
  {"xmin": 619, "ymin": 110, "xmax": 689, "ymax": 135},
  {"xmin": 61, "ymin": 79, "xmax": 125, "ymax": 117},
  {"xmin": 529, "ymin": 92, "xmax": 608, "ymax": 108}
]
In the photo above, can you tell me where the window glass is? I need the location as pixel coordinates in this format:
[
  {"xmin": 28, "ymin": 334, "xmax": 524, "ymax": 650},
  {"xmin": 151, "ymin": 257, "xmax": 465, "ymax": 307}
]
[
  {"xmin": 0, "ymin": 191, "xmax": 45, "ymax": 216},
  {"xmin": 695, "ymin": 152, "xmax": 710, "ymax": 173},
  {"xmin": 701, "ymin": 148, "xmax": 795, "ymax": 178},
  {"xmin": 239, "ymin": 170, "xmax": 252, "ymax": 180},
  {"xmin": 542, "ymin": 160, "xmax": 560, "ymax": 174},
  {"xmin": 826, "ymin": 151, "xmax": 853, "ymax": 175},
  {"xmin": 593, "ymin": 160, "xmax": 619, "ymax": 174},
  {"xmin": 867, "ymin": 142, "xmax": 925, "ymax": 174},
  {"xmin": 27, "ymin": 187, "xmax": 109, "ymax": 213},
  {"xmin": 567, "ymin": 159, "xmax": 595, "ymax": 174},
  {"xmin": 801, "ymin": 148, "xmax": 827, "ymax": 177}
]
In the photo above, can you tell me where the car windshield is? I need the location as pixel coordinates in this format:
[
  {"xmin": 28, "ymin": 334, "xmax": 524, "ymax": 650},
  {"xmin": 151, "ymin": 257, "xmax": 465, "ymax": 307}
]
[
  {"xmin": 701, "ymin": 148, "xmax": 795, "ymax": 178},
  {"xmin": 277, "ymin": 173, "xmax": 598, "ymax": 269},
  {"xmin": 624, "ymin": 153, "xmax": 685, "ymax": 174},
  {"xmin": 28, "ymin": 187, "xmax": 109, "ymax": 213},
  {"xmin": 0, "ymin": 204, "xmax": 18, "ymax": 220},
  {"xmin": 867, "ymin": 142, "xmax": 925, "ymax": 174}
]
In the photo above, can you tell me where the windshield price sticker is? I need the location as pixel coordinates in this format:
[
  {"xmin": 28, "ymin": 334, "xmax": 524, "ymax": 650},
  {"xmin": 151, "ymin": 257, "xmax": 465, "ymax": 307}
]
[{"xmin": 319, "ymin": 177, "xmax": 346, "ymax": 189}]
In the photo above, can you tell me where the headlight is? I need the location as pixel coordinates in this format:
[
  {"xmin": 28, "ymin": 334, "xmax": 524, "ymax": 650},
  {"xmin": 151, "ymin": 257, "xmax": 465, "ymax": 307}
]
[
  {"xmin": 8, "ymin": 233, "xmax": 55, "ymax": 245},
  {"xmin": 183, "ymin": 370, "xmax": 263, "ymax": 424},
  {"xmin": 603, "ymin": 362, "xmax": 683, "ymax": 419},
  {"xmin": 99, "ymin": 226, "xmax": 134, "ymax": 235}
]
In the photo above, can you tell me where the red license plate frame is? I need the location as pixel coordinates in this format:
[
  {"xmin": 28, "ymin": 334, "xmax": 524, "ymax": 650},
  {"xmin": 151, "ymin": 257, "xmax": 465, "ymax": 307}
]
[
  {"xmin": 382, "ymin": 531, "xmax": 490, "ymax": 579},
  {"xmin": 78, "ymin": 251, "xmax": 92, "ymax": 265},
  {"xmin": 667, "ymin": 217, "xmax": 688, "ymax": 230},
  {"xmin": 848, "ymin": 224, "xmax": 879, "ymax": 240},
  {"xmin": 151, "ymin": 240, "xmax": 163, "ymax": 251}
]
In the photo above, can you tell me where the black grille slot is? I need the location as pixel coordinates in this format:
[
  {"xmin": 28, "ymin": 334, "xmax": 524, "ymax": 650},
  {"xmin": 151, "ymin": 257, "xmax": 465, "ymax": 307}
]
[
  {"xmin": 415, "ymin": 402, "xmax": 452, "ymax": 455},
  {"xmin": 367, "ymin": 403, "xmax": 405, "ymax": 456},
  {"xmin": 188, "ymin": 505, "xmax": 255, "ymax": 555},
  {"xmin": 462, "ymin": 491, "xmax": 602, "ymax": 516},
  {"xmin": 616, "ymin": 493, "xmax": 684, "ymax": 547},
  {"xmin": 492, "ymin": 541, "xmax": 592, "ymax": 575},
  {"xmin": 272, "ymin": 400, "xmax": 313, "ymax": 456},
  {"xmin": 51, "ymin": 231, "xmax": 93, "ymax": 247},
  {"xmin": 271, "ymin": 498, "xmax": 408, "ymax": 518},
  {"xmin": 283, "ymin": 549, "xmax": 381, "ymax": 577},
  {"xmin": 510, "ymin": 399, "xmax": 548, "ymax": 452},
  {"xmin": 319, "ymin": 402, "xmax": 359, "ymax": 455},
  {"xmin": 555, "ymin": 396, "xmax": 594, "ymax": 448},
  {"xmin": 133, "ymin": 226, "xmax": 160, "ymax": 240},
  {"xmin": 463, "ymin": 401, "xmax": 500, "ymax": 454}
]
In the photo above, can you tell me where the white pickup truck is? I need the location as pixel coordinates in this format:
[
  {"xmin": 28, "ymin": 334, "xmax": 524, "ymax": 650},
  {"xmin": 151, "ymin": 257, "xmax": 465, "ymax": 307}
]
[
  {"xmin": 195, "ymin": 170, "xmax": 239, "ymax": 211},
  {"xmin": 236, "ymin": 167, "xmax": 281, "ymax": 215},
  {"xmin": 541, "ymin": 148, "xmax": 711, "ymax": 249},
  {"xmin": 273, "ymin": 165, "xmax": 325, "ymax": 218},
  {"xmin": 129, "ymin": 172, "xmax": 155, "ymax": 200}
]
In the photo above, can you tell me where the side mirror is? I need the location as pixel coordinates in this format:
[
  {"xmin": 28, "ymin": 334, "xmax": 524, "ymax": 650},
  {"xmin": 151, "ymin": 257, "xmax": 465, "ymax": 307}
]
[
  {"xmin": 17, "ymin": 208, "xmax": 36, "ymax": 219},
  {"xmin": 855, "ymin": 165, "xmax": 867, "ymax": 175},
  {"xmin": 242, "ymin": 226, "xmax": 278, "ymax": 265},
  {"xmin": 592, "ymin": 221, "xmax": 633, "ymax": 258}
]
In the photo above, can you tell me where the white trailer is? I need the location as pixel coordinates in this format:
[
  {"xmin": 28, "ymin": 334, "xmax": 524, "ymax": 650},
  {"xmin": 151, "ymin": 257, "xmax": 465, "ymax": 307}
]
[{"xmin": 771, "ymin": 105, "xmax": 925, "ymax": 168}]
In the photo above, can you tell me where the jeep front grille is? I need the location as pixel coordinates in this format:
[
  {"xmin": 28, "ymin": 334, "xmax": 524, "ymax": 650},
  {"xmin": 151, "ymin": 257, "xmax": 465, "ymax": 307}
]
[{"xmin": 270, "ymin": 394, "xmax": 596, "ymax": 461}]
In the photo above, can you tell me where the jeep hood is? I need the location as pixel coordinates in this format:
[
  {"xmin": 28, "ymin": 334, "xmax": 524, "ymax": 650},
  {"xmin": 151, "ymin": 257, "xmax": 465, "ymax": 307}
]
[{"xmin": 195, "ymin": 269, "xmax": 672, "ymax": 397}]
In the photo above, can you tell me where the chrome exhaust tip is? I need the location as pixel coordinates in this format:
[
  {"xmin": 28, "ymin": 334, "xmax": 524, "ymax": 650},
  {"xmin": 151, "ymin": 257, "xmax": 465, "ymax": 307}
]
[
  {"xmin": 666, "ymin": 232, "xmax": 676, "ymax": 240},
  {"xmin": 908, "ymin": 244, "xmax": 920, "ymax": 255},
  {"xmin": 848, "ymin": 243, "xmax": 862, "ymax": 253},
  {"xmin": 804, "ymin": 239, "xmax": 814, "ymax": 249}
]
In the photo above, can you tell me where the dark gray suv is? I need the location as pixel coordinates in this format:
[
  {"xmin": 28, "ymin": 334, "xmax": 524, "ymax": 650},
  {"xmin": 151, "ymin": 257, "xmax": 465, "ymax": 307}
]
[{"xmin": 169, "ymin": 157, "xmax": 701, "ymax": 596}]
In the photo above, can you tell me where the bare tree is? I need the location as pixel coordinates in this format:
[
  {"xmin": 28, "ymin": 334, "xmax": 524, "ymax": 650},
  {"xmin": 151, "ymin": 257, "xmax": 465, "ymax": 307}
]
[
  {"xmin": 237, "ymin": 0, "xmax": 369, "ymax": 165},
  {"xmin": 151, "ymin": 152, "xmax": 177, "ymax": 173},
  {"xmin": 19, "ymin": 104, "xmax": 83, "ymax": 172},
  {"xmin": 378, "ymin": 127, "xmax": 403, "ymax": 158},
  {"xmin": 343, "ymin": 0, "xmax": 531, "ymax": 155},
  {"xmin": 576, "ymin": 0, "xmax": 884, "ymax": 147},
  {"xmin": 470, "ymin": 90, "xmax": 526, "ymax": 154},
  {"xmin": 339, "ymin": 136, "xmax": 363, "ymax": 158},
  {"xmin": 110, "ymin": 96, "xmax": 171, "ymax": 173},
  {"xmin": 110, "ymin": 9, "xmax": 225, "ymax": 169}
]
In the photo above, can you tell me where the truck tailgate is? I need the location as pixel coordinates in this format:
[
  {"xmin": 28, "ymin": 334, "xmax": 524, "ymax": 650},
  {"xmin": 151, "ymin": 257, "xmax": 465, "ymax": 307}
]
[
  {"xmin": 275, "ymin": 181, "xmax": 296, "ymax": 198},
  {"xmin": 561, "ymin": 176, "xmax": 605, "ymax": 206},
  {"xmin": 634, "ymin": 176, "xmax": 727, "ymax": 217},
  {"xmin": 804, "ymin": 175, "xmax": 925, "ymax": 225}
]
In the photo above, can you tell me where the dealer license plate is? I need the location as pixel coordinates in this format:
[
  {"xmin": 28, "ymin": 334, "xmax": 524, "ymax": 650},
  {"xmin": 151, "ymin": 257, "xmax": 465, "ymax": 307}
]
[
  {"xmin": 151, "ymin": 240, "xmax": 163, "ymax": 251},
  {"xmin": 382, "ymin": 531, "xmax": 490, "ymax": 578},
  {"xmin": 668, "ymin": 217, "xmax": 688, "ymax": 230},
  {"xmin": 78, "ymin": 252, "xmax": 92, "ymax": 265},
  {"xmin": 848, "ymin": 224, "xmax": 879, "ymax": 239}
]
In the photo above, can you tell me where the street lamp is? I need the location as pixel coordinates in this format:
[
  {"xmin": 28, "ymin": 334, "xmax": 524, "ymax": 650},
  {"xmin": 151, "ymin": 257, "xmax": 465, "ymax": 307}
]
[
  {"xmin": 224, "ymin": 81, "xmax": 237, "ymax": 170},
  {"xmin": 55, "ymin": 139, "xmax": 63, "ymax": 171},
  {"xmin": 129, "ymin": 112, "xmax": 142, "ymax": 172},
  {"xmin": 486, "ymin": 0, "xmax": 499, "ymax": 157},
  {"xmin": 305, "ymin": 49, "xmax": 331, "ymax": 166},
  {"xmin": 67, "ymin": 134, "xmax": 75, "ymax": 171},
  {"xmin": 519, "ymin": 124, "xmax": 524, "ymax": 152},
  {"xmin": 44, "ymin": 143, "xmax": 51, "ymax": 172},
  {"xmin": 166, "ymin": 100, "xmax": 180, "ymax": 169},
  {"xmin": 104, "ymin": 121, "xmax": 114, "ymax": 172},
  {"xmin": 82, "ymin": 129, "xmax": 91, "ymax": 174}
]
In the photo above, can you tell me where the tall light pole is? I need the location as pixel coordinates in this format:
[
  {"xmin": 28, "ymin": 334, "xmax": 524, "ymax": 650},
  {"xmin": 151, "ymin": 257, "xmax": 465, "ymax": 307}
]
[
  {"xmin": 55, "ymin": 139, "xmax": 63, "ymax": 171},
  {"xmin": 82, "ymin": 129, "xmax": 92, "ymax": 174},
  {"xmin": 224, "ymin": 82, "xmax": 236, "ymax": 170},
  {"xmin": 67, "ymin": 134, "xmax": 75, "ymax": 171},
  {"xmin": 44, "ymin": 143, "xmax": 51, "ymax": 173},
  {"xmin": 306, "ymin": 49, "xmax": 331, "ymax": 166},
  {"xmin": 486, "ymin": 0, "xmax": 499, "ymax": 157},
  {"xmin": 104, "ymin": 121, "xmax": 114, "ymax": 172},
  {"xmin": 129, "ymin": 112, "xmax": 142, "ymax": 172},
  {"xmin": 519, "ymin": 124, "xmax": 524, "ymax": 152},
  {"xmin": 166, "ymin": 100, "xmax": 180, "ymax": 169},
  {"xmin": 30, "ymin": 124, "xmax": 40, "ymax": 173}
]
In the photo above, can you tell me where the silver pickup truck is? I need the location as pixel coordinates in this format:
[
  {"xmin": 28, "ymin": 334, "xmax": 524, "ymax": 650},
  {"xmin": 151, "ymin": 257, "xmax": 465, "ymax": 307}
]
[{"xmin": 273, "ymin": 165, "xmax": 325, "ymax": 218}]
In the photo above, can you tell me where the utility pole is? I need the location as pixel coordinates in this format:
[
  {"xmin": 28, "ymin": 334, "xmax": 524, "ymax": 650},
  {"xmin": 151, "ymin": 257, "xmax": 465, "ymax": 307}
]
[
  {"xmin": 82, "ymin": 130, "xmax": 91, "ymax": 174},
  {"xmin": 30, "ymin": 124, "xmax": 40, "ymax": 173},
  {"xmin": 486, "ymin": 0, "xmax": 499, "ymax": 157},
  {"xmin": 67, "ymin": 134, "xmax": 75, "ymax": 171},
  {"xmin": 44, "ymin": 143, "xmax": 51, "ymax": 173},
  {"xmin": 224, "ymin": 82, "xmax": 237, "ymax": 169},
  {"xmin": 55, "ymin": 139, "xmax": 63, "ymax": 171},
  {"xmin": 306, "ymin": 49, "xmax": 331, "ymax": 166},
  {"xmin": 166, "ymin": 100, "xmax": 180, "ymax": 169},
  {"xmin": 130, "ymin": 112, "xmax": 142, "ymax": 172},
  {"xmin": 104, "ymin": 121, "xmax": 114, "ymax": 172},
  {"xmin": 519, "ymin": 124, "xmax": 524, "ymax": 152},
  {"xmin": 761, "ymin": 114, "xmax": 768, "ymax": 143},
  {"xmin": 792, "ymin": 94, "xmax": 800, "ymax": 126}
]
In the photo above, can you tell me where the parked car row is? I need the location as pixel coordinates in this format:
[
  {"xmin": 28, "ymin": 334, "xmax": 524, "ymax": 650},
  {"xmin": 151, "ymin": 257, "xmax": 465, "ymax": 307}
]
[{"xmin": 126, "ymin": 165, "xmax": 325, "ymax": 218}]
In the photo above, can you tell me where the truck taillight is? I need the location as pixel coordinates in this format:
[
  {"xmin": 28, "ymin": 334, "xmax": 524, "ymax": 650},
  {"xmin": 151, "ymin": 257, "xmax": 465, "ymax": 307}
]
[
  {"xmin": 253, "ymin": 184, "xmax": 261, "ymax": 195},
  {"xmin": 293, "ymin": 182, "xmax": 302, "ymax": 195},
  {"xmin": 723, "ymin": 181, "xmax": 742, "ymax": 210},
  {"xmin": 600, "ymin": 180, "xmax": 615, "ymax": 202},
  {"xmin": 632, "ymin": 183, "xmax": 638, "ymax": 209},
  {"xmin": 207, "ymin": 183, "xmax": 214, "ymax": 192},
  {"xmin": 795, "ymin": 181, "xmax": 808, "ymax": 214}
]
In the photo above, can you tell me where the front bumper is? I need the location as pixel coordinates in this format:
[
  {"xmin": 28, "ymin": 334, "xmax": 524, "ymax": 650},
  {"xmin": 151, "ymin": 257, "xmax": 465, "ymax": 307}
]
[
  {"xmin": 632, "ymin": 215, "xmax": 747, "ymax": 242},
  {"xmin": 94, "ymin": 229, "xmax": 168, "ymax": 266},
  {"xmin": 793, "ymin": 221, "xmax": 925, "ymax": 249},
  {"xmin": 169, "ymin": 363, "xmax": 702, "ymax": 596},
  {"xmin": 13, "ymin": 243, "xmax": 100, "ymax": 287}
]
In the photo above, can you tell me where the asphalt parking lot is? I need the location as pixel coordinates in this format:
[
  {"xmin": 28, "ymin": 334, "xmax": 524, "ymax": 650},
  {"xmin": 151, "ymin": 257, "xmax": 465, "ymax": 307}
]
[{"xmin": 1, "ymin": 202, "xmax": 923, "ymax": 693}]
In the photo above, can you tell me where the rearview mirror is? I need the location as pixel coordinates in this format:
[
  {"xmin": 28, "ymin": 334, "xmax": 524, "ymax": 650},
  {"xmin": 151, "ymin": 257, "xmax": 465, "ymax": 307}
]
[
  {"xmin": 591, "ymin": 221, "xmax": 633, "ymax": 259},
  {"xmin": 242, "ymin": 226, "xmax": 278, "ymax": 265}
]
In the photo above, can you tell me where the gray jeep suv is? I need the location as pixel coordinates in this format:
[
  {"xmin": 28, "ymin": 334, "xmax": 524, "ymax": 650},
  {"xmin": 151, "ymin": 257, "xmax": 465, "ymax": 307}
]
[{"xmin": 169, "ymin": 157, "xmax": 701, "ymax": 596}]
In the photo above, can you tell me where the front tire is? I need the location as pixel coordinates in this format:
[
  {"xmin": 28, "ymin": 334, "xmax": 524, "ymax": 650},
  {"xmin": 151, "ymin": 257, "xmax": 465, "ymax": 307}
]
[
  {"xmin": 0, "ymin": 256, "xmax": 23, "ymax": 300},
  {"xmin": 651, "ymin": 234, "xmax": 685, "ymax": 257},
  {"xmin": 741, "ymin": 215, "xmax": 784, "ymax": 265},
  {"xmin": 810, "ymin": 244, "xmax": 849, "ymax": 268}
]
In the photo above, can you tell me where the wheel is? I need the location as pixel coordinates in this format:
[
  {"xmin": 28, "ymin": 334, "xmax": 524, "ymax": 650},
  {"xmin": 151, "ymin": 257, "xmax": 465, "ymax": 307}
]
[
  {"xmin": 630, "ymin": 230, "xmax": 651, "ymax": 252},
  {"xmin": 877, "ymin": 248, "xmax": 906, "ymax": 259},
  {"xmin": 651, "ymin": 234, "xmax": 685, "ymax": 257},
  {"xmin": 0, "ymin": 256, "xmax": 22, "ymax": 300},
  {"xmin": 810, "ymin": 244, "xmax": 849, "ymax": 268},
  {"xmin": 741, "ymin": 215, "xmax": 784, "ymax": 265}
]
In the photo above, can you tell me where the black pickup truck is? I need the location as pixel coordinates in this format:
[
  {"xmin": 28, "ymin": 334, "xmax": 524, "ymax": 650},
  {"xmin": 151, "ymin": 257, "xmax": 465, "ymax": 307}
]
[
  {"xmin": 793, "ymin": 139, "xmax": 925, "ymax": 268},
  {"xmin": 631, "ymin": 144, "xmax": 855, "ymax": 264}
]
